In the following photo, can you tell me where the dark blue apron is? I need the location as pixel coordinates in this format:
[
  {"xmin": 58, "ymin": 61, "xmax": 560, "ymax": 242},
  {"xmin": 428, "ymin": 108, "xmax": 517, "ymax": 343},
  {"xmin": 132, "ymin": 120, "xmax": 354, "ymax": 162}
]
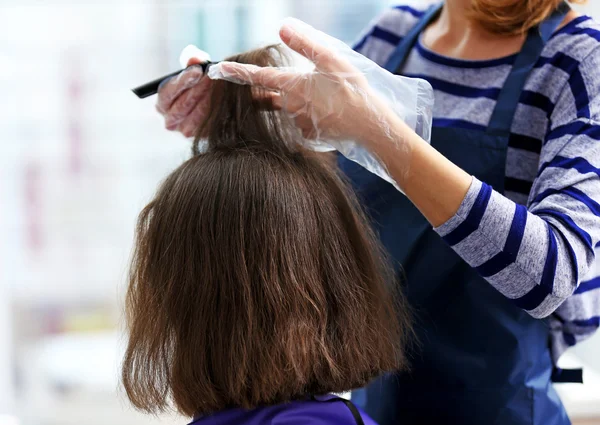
[{"xmin": 340, "ymin": 3, "xmax": 572, "ymax": 425}]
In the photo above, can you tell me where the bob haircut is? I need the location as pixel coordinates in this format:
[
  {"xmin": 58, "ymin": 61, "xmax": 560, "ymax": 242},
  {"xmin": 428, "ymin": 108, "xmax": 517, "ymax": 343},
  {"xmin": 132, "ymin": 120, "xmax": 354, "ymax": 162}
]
[{"xmin": 122, "ymin": 45, "xmax": 412, "ymax": 417}]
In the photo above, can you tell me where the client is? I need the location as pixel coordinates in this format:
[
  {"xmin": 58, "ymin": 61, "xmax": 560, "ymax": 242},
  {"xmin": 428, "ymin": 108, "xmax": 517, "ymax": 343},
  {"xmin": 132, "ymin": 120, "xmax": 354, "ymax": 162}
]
[{"xmin": 122, "ymin": 45, "xmax": 412, "ymax": 425}]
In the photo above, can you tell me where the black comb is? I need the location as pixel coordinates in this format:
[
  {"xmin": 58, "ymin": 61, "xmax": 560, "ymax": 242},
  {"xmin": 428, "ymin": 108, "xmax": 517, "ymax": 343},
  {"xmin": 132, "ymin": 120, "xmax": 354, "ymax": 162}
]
[{"xmin": 131, "ymin": 61, "xmax": 218, "ymax": 99}]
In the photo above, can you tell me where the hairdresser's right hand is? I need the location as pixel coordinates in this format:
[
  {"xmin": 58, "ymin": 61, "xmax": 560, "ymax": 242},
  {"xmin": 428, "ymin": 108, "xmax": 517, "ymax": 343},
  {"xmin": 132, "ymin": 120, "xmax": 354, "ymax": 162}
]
[
  {"xmin": 156, "ymin": 55, "xmax": 213, "ymax": 138},
  {"xmin": 207, "ymin": 19, "xmax": 403, "ymax": 147}
]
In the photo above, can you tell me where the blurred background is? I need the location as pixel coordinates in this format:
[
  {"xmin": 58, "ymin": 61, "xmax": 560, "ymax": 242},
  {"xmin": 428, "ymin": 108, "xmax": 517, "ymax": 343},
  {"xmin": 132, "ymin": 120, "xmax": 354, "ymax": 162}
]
[{"xmin": 1, "ymin": 0, "xmax": 600, "ymax": 424}]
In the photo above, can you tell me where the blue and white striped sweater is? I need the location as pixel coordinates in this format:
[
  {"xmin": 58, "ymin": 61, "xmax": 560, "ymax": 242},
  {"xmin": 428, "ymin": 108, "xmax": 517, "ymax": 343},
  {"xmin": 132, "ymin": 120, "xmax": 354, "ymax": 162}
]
[{"xmin": 354, "ymin": 4, "xmax": 600, "ymax": 363}]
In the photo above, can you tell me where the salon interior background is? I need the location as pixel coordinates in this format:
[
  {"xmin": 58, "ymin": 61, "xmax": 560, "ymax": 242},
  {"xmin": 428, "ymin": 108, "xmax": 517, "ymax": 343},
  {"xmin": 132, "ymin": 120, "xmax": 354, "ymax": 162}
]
[{"xmin": 1, "ymin": 0, "xmax": 600, "ymax": 424}]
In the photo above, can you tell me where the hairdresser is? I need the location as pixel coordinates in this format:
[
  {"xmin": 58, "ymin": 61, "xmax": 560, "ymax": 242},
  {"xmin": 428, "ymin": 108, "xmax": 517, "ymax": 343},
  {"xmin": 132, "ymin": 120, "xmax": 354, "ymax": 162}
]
[{"xmin": 156, "ymin": 1, "xmax": 600, "ymax": 424}]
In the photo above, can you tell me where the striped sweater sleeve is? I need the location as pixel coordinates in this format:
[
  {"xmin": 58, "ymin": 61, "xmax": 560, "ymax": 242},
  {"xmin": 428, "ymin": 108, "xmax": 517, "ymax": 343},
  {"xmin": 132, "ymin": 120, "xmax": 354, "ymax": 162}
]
[
  {"xmin": 550, "ymin": 261, "xmax": 600, "ymax": 363},
  {"xmin": 434, "ymin": 46, "xmax": 600, "ymax": 319}
]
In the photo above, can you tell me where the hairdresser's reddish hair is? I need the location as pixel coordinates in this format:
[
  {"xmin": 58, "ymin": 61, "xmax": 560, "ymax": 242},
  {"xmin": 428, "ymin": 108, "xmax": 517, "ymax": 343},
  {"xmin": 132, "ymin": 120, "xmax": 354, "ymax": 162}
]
[
  {"xmin": 122, "ymin": 45, "xmax": 412, "ymax": 417},
  {"xmin": 469, "ymin": 0, "xmax": 585, "ymax": 35}
]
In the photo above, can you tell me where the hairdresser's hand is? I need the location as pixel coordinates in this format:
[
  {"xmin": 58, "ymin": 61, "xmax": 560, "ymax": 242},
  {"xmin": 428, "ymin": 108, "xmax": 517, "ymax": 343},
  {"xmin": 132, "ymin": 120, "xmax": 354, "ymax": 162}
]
[
  {"xmin": 208, "ymin": 24, "xmax": 396, "ymax": 144},
  {"xmin": 156, "ymin": 56, "xmax": 213, "ymax": 138}
]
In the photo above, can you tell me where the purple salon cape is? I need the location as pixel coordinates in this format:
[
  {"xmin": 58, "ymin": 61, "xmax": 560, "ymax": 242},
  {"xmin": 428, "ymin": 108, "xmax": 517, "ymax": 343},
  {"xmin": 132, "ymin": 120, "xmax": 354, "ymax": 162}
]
[{"xmin": 189, "ymin": 394, "xmax": 377, "ymax": 425}]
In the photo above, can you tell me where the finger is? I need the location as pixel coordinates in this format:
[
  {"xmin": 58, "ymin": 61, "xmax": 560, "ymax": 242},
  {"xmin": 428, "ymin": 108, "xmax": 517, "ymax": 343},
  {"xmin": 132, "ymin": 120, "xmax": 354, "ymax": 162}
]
[
  {"xmin": 253, "ymin": 91, "xmax": 283, "ymax": 111},
  {"xmin": 177, "ymin": 101, "xmax": 209, "ymax": 138},
  {"xmin": 280, "ymin": 25, "xmax": 348, "ymax": 75},
  {"xmin": 187, "ymin": 57, "xmax": 203, "ymax": 66},
  {"xmin": 280, "ymin": 21, "xmax": 358, "ymax": 76},
  {"xmin": 280, "ymin": 25, "xmax": 330, "ymax": 68},
  {"xmin": 209, "ymin": 62, "xmax": 300, "ymax": 91},
  {"xmin": 164, "ymin": 76, "xmax": 212, "ymax": 130},
  {"xmin": 156, "ymin": 66, "xmax": 205, "ymax": 114},
  {"xmin": 271, "ymin": 92, "xmax": 283, "ymax": 110}
]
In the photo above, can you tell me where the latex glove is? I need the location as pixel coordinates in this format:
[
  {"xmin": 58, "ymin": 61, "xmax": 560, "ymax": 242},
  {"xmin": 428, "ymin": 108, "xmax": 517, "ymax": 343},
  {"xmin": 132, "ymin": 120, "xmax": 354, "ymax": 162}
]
[
  {"xmin": 207, "ymin": 19, "xmax": 433, "ymax": 187},
  {"xmin": 208, "ymin": 27, "xmax": 385, "ymax": 143},
  {"xmin": 156, "ymin": 45, "xmax": 213, "ymax": 138},
  {"xmin": 207, "ymin": 18, "xmax": 431, "ymax": 150}
]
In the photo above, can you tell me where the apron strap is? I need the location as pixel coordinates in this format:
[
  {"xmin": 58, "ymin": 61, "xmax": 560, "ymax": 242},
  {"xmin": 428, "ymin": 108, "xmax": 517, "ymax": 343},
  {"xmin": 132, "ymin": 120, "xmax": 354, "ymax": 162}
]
[
  {"xmin": 311, "ymin": 395, "xmax": 365, "ymax": 425},
  {"xmin": 384, "ymin": 2, "xmax": 443, "ymax": 73},
  {"xmin": 383, "ymin": 1, "xmax": 570, "ymax": 137},
  {"xmin": 486, "ymin": 1, "xmax": 571, "ymax": 136}
]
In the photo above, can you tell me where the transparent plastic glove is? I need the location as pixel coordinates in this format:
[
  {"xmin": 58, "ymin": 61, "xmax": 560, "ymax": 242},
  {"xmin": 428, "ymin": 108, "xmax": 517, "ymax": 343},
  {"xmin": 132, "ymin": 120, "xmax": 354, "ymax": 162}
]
[
  {"xmin": 207, "ymin": 18, "xmax": 434, "ymax": 189},
  {"xmin": 156, "ymin": 45, "xmax": 213, "ymax": 137}
]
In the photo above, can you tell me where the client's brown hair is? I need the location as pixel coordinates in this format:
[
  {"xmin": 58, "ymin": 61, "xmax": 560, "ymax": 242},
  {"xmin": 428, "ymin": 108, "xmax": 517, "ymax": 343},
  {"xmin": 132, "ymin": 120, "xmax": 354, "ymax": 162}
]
[{"xmin": 122, "ymin": 45, "xmax": 412, "ymax": 417}]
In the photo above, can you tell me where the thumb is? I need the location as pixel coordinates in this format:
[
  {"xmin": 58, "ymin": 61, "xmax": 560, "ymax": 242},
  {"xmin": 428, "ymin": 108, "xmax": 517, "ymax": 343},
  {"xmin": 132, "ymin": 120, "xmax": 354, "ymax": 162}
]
[{"xmin": 187, "ymin": 57, "xmax": 203, "ymax": 66}]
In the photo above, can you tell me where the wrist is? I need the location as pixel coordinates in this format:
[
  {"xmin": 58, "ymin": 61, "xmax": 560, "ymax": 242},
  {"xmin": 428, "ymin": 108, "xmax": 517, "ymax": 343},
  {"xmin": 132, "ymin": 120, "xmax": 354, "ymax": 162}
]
[
  {"xmin": 363, "ymin": 99, "xmax": 415, "ymax": 148},
  {"xmin": 362, "ymin": 112, "xmax": 420, "ymax": 187}
]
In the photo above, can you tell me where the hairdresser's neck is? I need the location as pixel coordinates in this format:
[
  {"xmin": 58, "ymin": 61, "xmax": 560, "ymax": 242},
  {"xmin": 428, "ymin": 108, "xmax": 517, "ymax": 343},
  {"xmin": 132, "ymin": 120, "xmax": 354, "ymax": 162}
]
[
  {"xmin": 422, "ymin": 0, "xmax": 526, "ymax": 60},
  {"xmin": 440, "ymin": 0, "xmax": 476, "ymax": 35}
]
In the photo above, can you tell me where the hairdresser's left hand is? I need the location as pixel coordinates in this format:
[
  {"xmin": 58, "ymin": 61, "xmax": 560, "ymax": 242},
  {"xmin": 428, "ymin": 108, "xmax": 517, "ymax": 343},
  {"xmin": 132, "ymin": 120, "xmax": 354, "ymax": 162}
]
[{"xmin": 207, "ymin": 23, "xmax": 399, "ymax": 145}]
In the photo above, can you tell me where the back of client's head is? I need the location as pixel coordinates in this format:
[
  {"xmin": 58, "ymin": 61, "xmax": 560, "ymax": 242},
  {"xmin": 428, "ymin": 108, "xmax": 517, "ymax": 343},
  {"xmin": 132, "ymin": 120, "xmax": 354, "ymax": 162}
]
[{"xmin": 122, "ymin": 46, "xmax": 412, "ymax": 417}]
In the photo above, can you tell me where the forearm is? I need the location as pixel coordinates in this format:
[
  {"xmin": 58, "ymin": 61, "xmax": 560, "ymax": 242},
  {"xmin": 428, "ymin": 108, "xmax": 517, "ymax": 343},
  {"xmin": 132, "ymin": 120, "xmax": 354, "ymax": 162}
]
[
  {"xmin": 368, "ymin": 119, "xmax": 472, "ymax": 227},
  {"xmin": 364, "ymin": 118, "xmax": 599, "ymax": 318}
]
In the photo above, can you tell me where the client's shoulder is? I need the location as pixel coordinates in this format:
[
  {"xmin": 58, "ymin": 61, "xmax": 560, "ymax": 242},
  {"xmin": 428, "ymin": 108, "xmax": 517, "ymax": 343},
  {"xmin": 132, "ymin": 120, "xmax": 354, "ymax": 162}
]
[
  {"xmin": 188, "ymin": 397, "xmax": 375, "ymax": 425},
  {"xmin": 272, "ymin": 397, "xmax": 375, "ymax": 425}
]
